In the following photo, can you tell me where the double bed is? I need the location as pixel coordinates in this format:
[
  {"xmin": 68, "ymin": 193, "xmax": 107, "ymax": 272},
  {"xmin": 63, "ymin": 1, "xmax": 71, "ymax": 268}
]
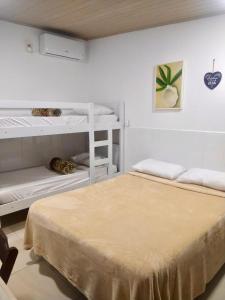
[{"xmin": 24, "ymin": 171, "xmax": 225, "ymax": 300}]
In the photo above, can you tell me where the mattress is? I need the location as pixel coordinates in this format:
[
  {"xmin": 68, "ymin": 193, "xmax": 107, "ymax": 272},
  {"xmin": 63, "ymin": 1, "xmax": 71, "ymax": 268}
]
[
  {"xmin": 24, "ymin": 172, "xmax": 225, "ymax": 300},
  {"xmin": 0, "ymin": 114, "xmax": 118, "ymax": 129},
  {"xmin": 0, "ymin": 164, "xmax": 116, "ymax": 205}
]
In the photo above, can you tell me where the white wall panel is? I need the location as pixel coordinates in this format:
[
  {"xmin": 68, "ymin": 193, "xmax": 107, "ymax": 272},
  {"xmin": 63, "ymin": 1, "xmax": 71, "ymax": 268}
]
[{"xmin": 126, "ymin": 128, "xmax": 225, "ymax": 171}]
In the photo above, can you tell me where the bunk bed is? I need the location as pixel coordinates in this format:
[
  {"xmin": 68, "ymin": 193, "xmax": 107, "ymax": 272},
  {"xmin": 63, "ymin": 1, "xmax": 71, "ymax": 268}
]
[{"xmin": 0, "ymin": 101, "xmax": 124, "ymax": 226}]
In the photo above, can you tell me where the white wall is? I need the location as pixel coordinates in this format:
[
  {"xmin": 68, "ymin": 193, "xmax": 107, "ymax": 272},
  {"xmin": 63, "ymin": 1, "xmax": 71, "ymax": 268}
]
[
  {"xmin": 88, "ymin": 15, "xmax": 225, "ymax": 169},
  {"xmin": 88, "ymin": 15, "xmax": 225, "ymax": 132},
  {"xmin": 2, "ymin": 16, "xmax": 225, "ymax": 171},
  {"xmin": 0, "ymin": 21, "xmax": 90, "ymax": 171},
  {"xmin": 0, "ymin": 21, "xmax": 89, "ymax": 102}
]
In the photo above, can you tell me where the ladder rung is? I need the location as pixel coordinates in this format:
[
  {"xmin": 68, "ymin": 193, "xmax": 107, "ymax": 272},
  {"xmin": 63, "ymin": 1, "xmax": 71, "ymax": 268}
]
[
  {"xmin": 94, "ymin": 140, "xmax": 110, "ymax": 147},
  {"xmin": 94, "ymin": 158, "xmax": 109, "ymax": 166}
]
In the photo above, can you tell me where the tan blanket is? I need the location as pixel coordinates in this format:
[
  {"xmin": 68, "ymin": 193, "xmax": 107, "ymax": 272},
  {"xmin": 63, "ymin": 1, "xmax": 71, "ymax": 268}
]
[{"xmin": 24, "ymin": 172, "xmax": 225, "ymax": 300}]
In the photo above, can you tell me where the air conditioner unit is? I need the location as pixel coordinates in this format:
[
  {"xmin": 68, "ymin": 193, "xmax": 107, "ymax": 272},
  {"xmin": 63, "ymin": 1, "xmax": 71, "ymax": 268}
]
[{"xmin": 40, "ymin": 33, "xmax": 86, "ymax": 61}]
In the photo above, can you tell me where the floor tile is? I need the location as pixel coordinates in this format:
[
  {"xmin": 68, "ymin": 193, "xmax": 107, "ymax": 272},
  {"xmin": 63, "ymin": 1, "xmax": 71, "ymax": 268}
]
[{"xmin": 9, "ymin": 260, "xmax": 86, "ymax": 300}]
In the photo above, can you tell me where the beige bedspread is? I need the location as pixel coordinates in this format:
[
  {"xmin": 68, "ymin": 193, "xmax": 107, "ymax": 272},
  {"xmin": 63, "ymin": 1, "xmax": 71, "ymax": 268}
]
[{"xmin": 24, "ymin": 172, "xmax": 225, "ymax": 300}]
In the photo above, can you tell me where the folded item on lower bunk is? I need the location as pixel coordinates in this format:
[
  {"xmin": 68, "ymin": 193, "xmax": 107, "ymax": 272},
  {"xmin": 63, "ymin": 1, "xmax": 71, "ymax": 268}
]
[
  {"xmin": 77, "ymin": 164, "xmax": 117, "ymax": 179},
  {"xmin": 71, "ymin": 153, "xmax": 119, "ymax": 169}
]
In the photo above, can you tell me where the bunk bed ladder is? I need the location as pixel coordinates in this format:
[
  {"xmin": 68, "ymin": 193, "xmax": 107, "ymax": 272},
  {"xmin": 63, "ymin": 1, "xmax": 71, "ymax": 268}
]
[
  {"xmin": 89, "ymin": 102, "xmax": 124, "ymax": 184},
  {"xmin": 89, "ymin": 129, "xmax": 113, "ymax": 184}
]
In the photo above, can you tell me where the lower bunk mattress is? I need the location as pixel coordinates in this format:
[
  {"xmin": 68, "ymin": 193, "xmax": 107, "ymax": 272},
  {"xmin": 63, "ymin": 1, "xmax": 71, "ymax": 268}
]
[{"xmin": 0, "ymin": 165, "xmax": 117, "ymax": 205}]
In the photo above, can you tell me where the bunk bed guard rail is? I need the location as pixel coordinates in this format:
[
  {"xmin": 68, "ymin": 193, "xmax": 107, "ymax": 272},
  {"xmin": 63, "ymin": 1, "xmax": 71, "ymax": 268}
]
[{"xmin": 0, "ymin": 101, "xmax": 95, "ymax": 139}]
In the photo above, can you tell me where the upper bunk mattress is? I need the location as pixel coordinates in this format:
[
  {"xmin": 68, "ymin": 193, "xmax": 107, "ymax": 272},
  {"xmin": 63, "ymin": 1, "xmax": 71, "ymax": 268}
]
[
  {"xmin": 0, "ymin": 115, "xmax": 118, "ymax": 128},
  {"xmin": 25, "ymin": 171, "xmax": 225, "ymax": 300}
]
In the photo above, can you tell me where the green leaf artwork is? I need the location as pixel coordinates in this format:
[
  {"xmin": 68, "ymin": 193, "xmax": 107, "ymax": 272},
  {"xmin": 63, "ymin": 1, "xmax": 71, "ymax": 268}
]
[
  {"xmin": 156, "ymin": 65, "xmax": 182, "ymax": 89},
  {"xmin": 155, "ymin": 61, "xmax": 183, "ymax": 109}
]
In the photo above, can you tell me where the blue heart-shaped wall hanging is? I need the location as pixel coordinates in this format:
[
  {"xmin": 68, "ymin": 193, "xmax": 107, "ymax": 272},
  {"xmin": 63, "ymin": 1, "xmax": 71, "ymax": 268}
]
[{"xmin": 204, "ymin": 71, "xmax": 222, "ymax": 90}]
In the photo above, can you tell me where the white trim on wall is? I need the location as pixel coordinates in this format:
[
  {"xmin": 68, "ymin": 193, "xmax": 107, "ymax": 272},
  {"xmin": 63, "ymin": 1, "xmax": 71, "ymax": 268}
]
[{"xmin": 128, "ymin": 126, "xmax": 225, "ymax": 135}]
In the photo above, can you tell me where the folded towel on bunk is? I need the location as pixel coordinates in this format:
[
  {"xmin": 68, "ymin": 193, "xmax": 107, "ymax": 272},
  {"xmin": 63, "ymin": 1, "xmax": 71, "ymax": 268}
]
[
  {"xmin": 71, "ymin": 153, "xmax": 89, "ymax": 164},
  {"xmin": 32, "ymin": 108, "xmax": 62, "ymax": 117},
  {"xmin": 71, "ymin": 146, "xmax": 120, "ymax": 168},
  {"xmin": 73, "ymin": 104, "xmax": 114, "ymax": 115},
  {"xmin": 70, "ymin": 153, "xmax": 105, "ymax": 167},
  {"xmin": 49, "ymin": 157, "xmax": 77, "ymax": 175}
]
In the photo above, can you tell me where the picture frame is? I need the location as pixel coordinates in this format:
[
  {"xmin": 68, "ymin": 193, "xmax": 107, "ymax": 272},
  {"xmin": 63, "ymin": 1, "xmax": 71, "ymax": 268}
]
[{"xmin": 154, "ymin": 60, "xmax": 184, "ymax": 110}]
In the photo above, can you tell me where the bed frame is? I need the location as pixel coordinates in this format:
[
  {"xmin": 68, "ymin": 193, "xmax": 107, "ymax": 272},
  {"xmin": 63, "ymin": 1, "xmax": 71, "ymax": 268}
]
[{"xmin": 0, "ymin": 100, "xmax": 125, "ymax": 226}]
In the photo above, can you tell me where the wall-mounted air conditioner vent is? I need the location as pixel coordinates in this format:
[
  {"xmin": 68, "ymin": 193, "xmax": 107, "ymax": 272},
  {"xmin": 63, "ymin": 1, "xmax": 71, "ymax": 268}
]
[{"xmin": 40, "ymin": 33, "xmax": 86, "ymax": 61}]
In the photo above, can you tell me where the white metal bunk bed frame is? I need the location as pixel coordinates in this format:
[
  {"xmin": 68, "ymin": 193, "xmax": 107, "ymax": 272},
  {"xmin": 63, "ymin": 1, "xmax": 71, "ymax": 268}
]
[{"xmin": 0, "ymin": 101, "xmax": 124, "ymax": 226}]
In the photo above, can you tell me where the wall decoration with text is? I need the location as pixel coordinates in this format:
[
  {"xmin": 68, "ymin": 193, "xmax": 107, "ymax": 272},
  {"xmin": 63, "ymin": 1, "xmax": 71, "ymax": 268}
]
[
  {"xmin": 204, "ymin": 59, "xmax": 222, "ymax": 90},
  {"xmin": 154, "ymin": 61, "xmax": 183, "ymax": 110}
]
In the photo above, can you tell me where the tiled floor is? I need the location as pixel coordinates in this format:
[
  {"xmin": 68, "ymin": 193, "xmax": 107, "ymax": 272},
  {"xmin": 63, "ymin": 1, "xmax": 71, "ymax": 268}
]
[
  {"xmin": 2, "ymin": 211, "xmax": 225, "ymax": 300},
  {"xmin": 2, "ymin": 210, "xmax": 86, "ymax": 300}
]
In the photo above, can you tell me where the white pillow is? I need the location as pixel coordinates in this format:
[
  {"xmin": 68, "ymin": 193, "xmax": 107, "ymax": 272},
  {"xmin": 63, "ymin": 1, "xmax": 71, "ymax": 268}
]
[
  {"xmin": 177, "ymin": 168, "xmax": 225, "ymax": 191},
  {"xmin": 132, "ymin": 158, "xmax": 185, "ymax": 180},
  {"xmin": 74, "ymin": 104, "xmax": 114, "ymax": 115}
]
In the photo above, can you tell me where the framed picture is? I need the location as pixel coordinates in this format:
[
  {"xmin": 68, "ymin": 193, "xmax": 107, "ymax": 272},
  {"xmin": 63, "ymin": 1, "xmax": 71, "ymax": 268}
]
[{"xmin": 154, "ymin": 61, "xmax": 183, "ymax": 110}]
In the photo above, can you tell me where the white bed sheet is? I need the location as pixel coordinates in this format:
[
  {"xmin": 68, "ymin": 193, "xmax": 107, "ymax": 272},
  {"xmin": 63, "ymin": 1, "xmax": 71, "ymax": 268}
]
[
  {"xmin": 0, "ymin": 115, "xmax": 118, "ymax": 129},
  {"xmin": 0, "ymin": 166, "xmax": 89, "ymax": 205},
  {"xmin": 0, "ymin": 164, "xmax": 117, "ymax": 205}
]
